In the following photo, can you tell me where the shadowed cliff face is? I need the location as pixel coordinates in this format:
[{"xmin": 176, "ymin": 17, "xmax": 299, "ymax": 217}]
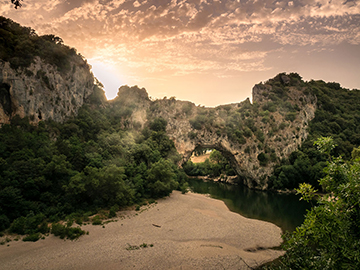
[
  {"xmin": 0, "ymin": 83, "xmax": 12, "ymax": 117},
  {"xmin": 114, "ymin": 73, "xmax": 317, "ymax": 189}
]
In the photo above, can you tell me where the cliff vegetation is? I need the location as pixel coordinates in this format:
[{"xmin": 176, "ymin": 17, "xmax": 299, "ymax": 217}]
[{"xmin": 1, "ymin": 17, "xmax": 360, "ymax": 252}]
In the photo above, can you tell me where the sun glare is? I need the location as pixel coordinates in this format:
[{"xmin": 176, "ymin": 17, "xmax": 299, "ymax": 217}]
[{"xmin": 89, "ymin": 61, "xmax": 123, "ymax": 100}]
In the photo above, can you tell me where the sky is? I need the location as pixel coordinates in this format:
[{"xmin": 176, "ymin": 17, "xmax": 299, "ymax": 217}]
[{"xmin": 2, "ymin": 0, "xmax": 360, "ymax": 107}]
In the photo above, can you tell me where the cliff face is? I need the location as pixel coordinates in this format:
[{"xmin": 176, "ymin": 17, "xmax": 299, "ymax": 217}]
[
  {"xmin": 0, "ymin": 56, "xmax": 95, "ymax": 125},
  {"xmin": 115, "ymin": 74, "xmax": 317, "ymax": 189}
]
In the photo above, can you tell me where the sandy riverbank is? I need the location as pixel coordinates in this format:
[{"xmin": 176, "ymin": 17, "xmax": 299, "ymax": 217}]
[{"xmin": 0, "ymin": 191, "xmax": 284, "ymax": 270}]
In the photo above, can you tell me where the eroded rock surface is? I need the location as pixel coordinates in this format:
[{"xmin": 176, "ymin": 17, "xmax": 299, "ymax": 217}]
[
  {"xmin": 0, "ymin": 56, "xmax": 95, "ymax": 125},
  {"xmin": 115, "ymin": 74, "xmax": 317, "ymax": 189}
]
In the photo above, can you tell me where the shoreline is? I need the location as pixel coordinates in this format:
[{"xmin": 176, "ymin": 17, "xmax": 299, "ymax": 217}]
[{"xmin": 0, "ymin": 191, "xmax": 284, "ymax": 270}]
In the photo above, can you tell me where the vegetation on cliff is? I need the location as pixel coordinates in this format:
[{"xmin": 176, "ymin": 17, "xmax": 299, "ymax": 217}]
[
  {"xmin": 268, "ymin": 79, "xmax": 360, "ymax": 191},
  {"xmin": 0, "ymin": 16, "xmax": 86, "ymax": 75},
  {"xmin": 0, "ymin": 101, "xmax": 188, "ymax": 237}
]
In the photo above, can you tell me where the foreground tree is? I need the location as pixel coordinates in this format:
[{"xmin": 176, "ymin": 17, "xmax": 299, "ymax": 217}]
[{"xmin": 265, "ymin": 137, "xmax": 360, "ymax": 269}]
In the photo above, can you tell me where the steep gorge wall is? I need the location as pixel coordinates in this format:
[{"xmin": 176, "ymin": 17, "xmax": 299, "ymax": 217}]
[{"xmin": 0, "ymin": 56, "xmax": 96, "ymax": 125}]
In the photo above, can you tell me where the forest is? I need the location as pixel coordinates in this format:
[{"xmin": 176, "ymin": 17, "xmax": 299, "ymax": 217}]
[{"xmin": 0, "ymin": 97, "xmax": 189, "ymax": 240}]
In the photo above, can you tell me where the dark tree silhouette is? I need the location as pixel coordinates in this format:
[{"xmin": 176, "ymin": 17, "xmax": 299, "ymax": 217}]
[{"xmin": 11, "ymin": 0, "xmax": 23, "ymax": 9}]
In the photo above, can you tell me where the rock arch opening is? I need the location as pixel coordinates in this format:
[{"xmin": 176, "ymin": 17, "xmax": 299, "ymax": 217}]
[{"xmin": 181, "ymin": 143, "xmax": 249, "ymax": 185}]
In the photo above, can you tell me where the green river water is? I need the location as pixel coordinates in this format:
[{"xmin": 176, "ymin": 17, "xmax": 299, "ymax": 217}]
[{"xmin": 188, "ymin": 178, "xmax": 311, "ymax": 232}]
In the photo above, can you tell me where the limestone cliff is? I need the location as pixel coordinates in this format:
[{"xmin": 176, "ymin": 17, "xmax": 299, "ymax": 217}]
[
  {"xmin": 0, "ymin": 16, "xmax": 101, "ymax": 125},
  {"xmin": 0, "ymin": 56, "xmax": 96, "ymax": 125},
  {"xmin": 114, "ymin": 73, "xmax": 317, "ymax": 189}
]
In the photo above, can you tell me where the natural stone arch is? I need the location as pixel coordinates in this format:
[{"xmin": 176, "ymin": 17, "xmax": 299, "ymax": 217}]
[
  {"xmin": 183, "ymin": 141, "xmax": 252, "ymax": 185},
  {"xmin": 176, "ymin": 128, "xmax": 263, "ymax": 188},
  {"xmin": 115, "ymin": 73, "xmax": 317, "ymax": 189}
]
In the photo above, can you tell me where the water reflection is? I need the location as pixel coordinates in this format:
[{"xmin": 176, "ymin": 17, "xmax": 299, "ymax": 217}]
[{"xmin": 188, "ymin": 178, "xmax": 311, "ymax": 232}]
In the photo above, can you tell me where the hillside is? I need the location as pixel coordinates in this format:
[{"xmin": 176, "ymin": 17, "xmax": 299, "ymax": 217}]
[
  {"xmin": 1, "ymin": 17, "xmax": 360, "ymax": 236},
  {"xmin": 0, "ymin": 16, "xmax": 105, "ymax": 125}
]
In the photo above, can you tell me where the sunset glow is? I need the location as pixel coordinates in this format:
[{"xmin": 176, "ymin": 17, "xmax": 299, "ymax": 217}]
[
  {"xmin": 2, "ymin": 0, "xmax": 360, "ymax": 106},
  {"xmin": 89, "ymin": 60, "xmax": 123, "ymax": 100}
]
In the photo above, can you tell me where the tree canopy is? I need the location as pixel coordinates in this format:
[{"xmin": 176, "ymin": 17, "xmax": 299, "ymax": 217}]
[
  {"xmin": 264, "ymin": 137, "xmax": 360, "ymax": 269},
  {"xmin": 11, "ymin": 0, "xmax": 22, "ymax": 9}
]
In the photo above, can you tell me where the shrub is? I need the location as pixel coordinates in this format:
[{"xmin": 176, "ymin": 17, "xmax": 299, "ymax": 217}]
[
  {"xmin": 285, "ymin": 112, "xmax": 297, "ymax": 122},
  {"xmin": 180, "ymin": 182, "xmax": 189, "ymax": 194},
  {"xmin": 51, "ymin": 223, "xmax": 85, "ymax": 240},
  {"xmin": 108, "ymin": 205, "xmax": 119, "ymax": 218},
  {"xmin": 188, "ymin": 131, "xmax": 197, "ymax": 140},
  {"xmin": 182, "ymin": 103, "xmax": 193, "ymax": 115},
  {"xmin": 279, "ymin": 122, "xmax": 287, "ymax": 130},
  {"xmin": 51, "ymin": 223, "xmax": 67, "ymax": 239},
  {"xmin": 92, "ymin": 215, "xmax": 102, "ymax": 225},
  {"xmin": 23, "ymin": 233, "xmax": 41, "ymax": 242},
  {"xmin": 66, "ymin": 227, "xmax": 86, "ymax": 240},
  {"xmin": 257, "ymin": 152, "xmax": 269, "ymax": 166}
]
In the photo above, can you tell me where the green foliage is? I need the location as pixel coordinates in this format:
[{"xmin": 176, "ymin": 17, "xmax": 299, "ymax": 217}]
[
  {"xmin": 352, "ymin": 146, "xmax": 360, "ymax": 160},
  {"xmin": 269, "ymin": 79, "xmax": 360, "ymax": 190},
  {"xmin": 108, "ymin": 205, "xmax": 119, "ymax": 218},
  {"xmin": 266, "ymin": 144, "xmax": 360, "ymax": 269},
  {"xmin": 9, "ymin": 213, "xmax": 48, "ymax": 235},
  {"xmin": 147, "ymin": 159, "xmax": 178, "ymax": 197},
  {"xmin": 91, "ymin": 215, "xmax": 102, "ymax": 225},
  {"xmin": 257, "ymin": 152, "xmax": 269, "ymax": 167},
  {"xmin": 51, "ymin": 223, "xmax": 85, "ymax": 240},
  {"xmin": 285, "ymin": 112, "xmax": 297, "ymax": 122},
  {"xmin": 149, "ymin": 118, "xmax": 167, "ymax": 132},
  {"xmin": 22, "ymin": 233, "xmax": 41, "ymax": 242},
  {"xmin": 314, "ymin": 136, "xmax": 336, "ymax": 160},
  {"xmin": 181, "ymin": 103, "xmax": 193, "ymax": 115},
  {"xmin": 0, "ymin": 99, "xmax": 187, "ymax": 234},
  {"xmin": 0, "ymin": 17, "xmax": 81, "ymax": 74},
  {"xmin": 188, "ymin": 131, "xmax": 197, "ymax": 140},
  {"xmin": 296, "ymin": 183, "xmax": 317, "ymax": 203},
  {"xmin": 189, "ymin": 114, "xmax": 207, "ymax": 130},
  {"xmin": 183, "ymin": 150, "xmax": 235, "ymax": 177}
]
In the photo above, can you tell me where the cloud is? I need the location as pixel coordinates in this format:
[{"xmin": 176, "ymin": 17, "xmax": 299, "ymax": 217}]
[{"xmin": 3, "ymin": 0, "xmax": 360, "ymax": 89}]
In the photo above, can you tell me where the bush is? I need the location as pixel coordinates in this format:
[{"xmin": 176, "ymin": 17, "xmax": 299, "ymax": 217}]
[
  {"xmin": 285, "ymin": 112, "xmax": 297, "ymax": 122},
  {"xmin": 108, "ymin": 205, "xmax": 119, "ymax": 218},
  {"xmin": 180, "ymin": 182, "xmax": 189, "ymax": 194},
  {"xmin": 0, "ymin": 215, "xmax": 10, "ymax": 231},
  {"xmin": 51, "ymin": 223, "xmax": 85, "ymax": 240},
  {"xmin": 257, "ymin": 152, "xmax": 269, "ymax": 166},
  {"xmin": 188, "ymin": 131, "xmax": 197, "ymax": 140},
  {"xmin": 23, "ymin": 233, "xmax": 41, "ymax": 242},
  {"xmin": 92, "ymin": 215, "xmax": 102, "ymax": 225},
  {"xmin": 51, "ymin": 223, "xmax": 67, "ymax": 239},
  {"xmin": 149, "ymin": 118, "xmax": 167, "ymax": 132}
]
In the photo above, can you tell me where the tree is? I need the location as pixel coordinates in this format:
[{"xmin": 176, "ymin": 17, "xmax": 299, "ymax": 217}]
[
  {"xmin": 266, "ymin": 137, "xmax": 360, "ymax": 269},
  {"xmin": 11, "ymin": 0, "xmax": 22, "ymax": 9},
  {"xmin": 147, "ymin": 159, "xmax": 178, "ymax": 197}
]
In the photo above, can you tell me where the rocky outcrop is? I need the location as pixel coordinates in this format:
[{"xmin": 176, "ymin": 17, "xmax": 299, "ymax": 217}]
[
  {"xmin": 0, "ymin": 50, "xmax": 316, "ymax": 190},
  {"xmin": 117, "ymin": 74, "xmax": 317, "ymax": 190},
  {"xmin": 0, "ymin": 56, "xmax": 96, "ymax": 125}
]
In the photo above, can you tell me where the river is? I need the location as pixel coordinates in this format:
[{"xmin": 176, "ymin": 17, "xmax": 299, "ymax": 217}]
[{"xmin": 188, "ymin": 178, "xmax": 311, "ymax": 232}]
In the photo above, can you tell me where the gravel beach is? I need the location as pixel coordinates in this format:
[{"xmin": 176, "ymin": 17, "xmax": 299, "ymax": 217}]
[{"xmin": 0, "ymin": 191, "xmax": 284, "ymax": 269}]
